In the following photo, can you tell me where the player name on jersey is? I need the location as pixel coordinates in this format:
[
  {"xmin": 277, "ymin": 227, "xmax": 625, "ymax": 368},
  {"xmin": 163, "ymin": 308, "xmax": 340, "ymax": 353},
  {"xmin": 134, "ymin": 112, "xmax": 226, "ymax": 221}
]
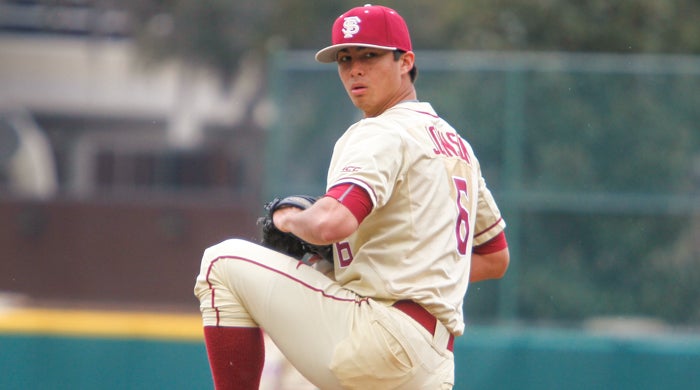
[{"xmin": 426, "ymin": 126, "xmax": 471, "ymax": 164}]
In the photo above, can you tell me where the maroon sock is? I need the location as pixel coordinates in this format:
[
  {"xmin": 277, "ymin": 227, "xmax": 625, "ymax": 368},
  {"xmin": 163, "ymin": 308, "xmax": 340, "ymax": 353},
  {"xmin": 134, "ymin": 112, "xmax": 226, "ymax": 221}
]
[{"xmin": 203, "ymin": 326, "xmax": 265, "ymax": 390}]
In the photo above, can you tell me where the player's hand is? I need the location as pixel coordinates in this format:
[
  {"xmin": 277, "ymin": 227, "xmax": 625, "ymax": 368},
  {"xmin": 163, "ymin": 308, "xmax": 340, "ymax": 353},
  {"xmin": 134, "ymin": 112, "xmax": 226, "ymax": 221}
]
[
  {"xmin": 272, "ymin": 206, "xmax": 303, "ymax": 233},
  {"xmin": 258, "ymin": 195, "xmax": 334, "ymax": 263}
]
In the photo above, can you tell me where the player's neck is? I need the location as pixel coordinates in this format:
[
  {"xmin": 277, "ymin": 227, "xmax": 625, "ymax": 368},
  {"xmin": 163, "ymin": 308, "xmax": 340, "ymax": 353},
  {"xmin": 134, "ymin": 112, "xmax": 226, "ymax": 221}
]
[{"xmin": 364, "ymin": 87, "xmax": 417, "ymax": 118}]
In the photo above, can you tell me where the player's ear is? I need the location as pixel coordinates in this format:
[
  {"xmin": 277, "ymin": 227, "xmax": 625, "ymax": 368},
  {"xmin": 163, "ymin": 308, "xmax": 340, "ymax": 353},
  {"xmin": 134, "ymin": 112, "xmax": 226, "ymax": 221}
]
[{"xmin": 400, "ymin": 51, "xmax": 415, "ymax": 74}]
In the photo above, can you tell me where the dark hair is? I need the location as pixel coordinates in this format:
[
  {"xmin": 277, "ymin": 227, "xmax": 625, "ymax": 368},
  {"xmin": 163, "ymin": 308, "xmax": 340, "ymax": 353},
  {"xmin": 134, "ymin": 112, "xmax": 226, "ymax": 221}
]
[{"xmin": 393, "ymin": 50, "xmax": 418, "ymax": 83}]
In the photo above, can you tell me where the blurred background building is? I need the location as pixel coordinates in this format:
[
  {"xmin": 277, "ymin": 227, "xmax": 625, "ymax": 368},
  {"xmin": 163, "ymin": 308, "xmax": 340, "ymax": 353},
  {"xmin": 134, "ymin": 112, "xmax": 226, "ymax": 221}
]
[{"xmin": 0, "ymin": 0, "xmax": 265, "ymax": 309}]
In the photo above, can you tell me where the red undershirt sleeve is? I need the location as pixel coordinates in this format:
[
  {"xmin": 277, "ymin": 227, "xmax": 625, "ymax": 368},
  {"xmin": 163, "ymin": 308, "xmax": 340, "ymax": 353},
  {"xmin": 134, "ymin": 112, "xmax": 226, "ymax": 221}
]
[
  {"xmin": 472, "ymin": 231, "xmax": 508, "ymax": 255},
  {"xmin": 324, "ymin": 183, "xmax": 373, "ymax": 224}
]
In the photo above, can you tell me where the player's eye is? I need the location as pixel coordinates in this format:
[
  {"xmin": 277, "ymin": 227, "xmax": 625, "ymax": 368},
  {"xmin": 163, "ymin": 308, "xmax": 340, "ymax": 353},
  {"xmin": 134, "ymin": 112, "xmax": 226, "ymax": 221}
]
[{"xmin": 337, "ymin": 55, "xmax": 351, "ymax": 63}]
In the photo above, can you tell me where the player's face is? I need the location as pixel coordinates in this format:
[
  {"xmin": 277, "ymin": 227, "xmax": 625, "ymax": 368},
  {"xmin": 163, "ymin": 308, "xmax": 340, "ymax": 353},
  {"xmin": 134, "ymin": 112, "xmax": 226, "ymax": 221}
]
[{"xmin": 336, "ymin": 47, "xmax": 415, "ymax": 117}]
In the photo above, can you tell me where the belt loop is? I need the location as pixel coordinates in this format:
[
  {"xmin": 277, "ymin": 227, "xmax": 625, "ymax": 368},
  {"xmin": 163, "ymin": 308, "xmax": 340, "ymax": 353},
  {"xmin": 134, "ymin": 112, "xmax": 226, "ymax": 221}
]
[{"xmin": 433, "ymin": 320, "xmax": 451, "ymax": 351}]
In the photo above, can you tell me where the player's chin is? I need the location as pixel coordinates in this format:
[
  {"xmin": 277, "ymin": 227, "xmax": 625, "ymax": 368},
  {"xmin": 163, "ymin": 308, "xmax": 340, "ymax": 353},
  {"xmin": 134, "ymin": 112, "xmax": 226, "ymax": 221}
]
[
  {"xmin": 348, "ymin": 95, "xmax": 370, "ymax": 111},
  {"xmin": 348, "ymin": 99, "xmax": 363, "ymax": 110},
  {"xmin": 346, "ymin": 90, "xmax": 361, "ymax": 101}
]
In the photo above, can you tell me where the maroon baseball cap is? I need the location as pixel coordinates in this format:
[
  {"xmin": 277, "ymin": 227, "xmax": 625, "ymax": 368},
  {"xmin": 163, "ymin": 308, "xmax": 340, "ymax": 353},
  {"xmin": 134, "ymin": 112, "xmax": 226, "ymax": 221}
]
[{"xmin": 315, "ymin": 4, "xmax": 412, "ymax": 63}]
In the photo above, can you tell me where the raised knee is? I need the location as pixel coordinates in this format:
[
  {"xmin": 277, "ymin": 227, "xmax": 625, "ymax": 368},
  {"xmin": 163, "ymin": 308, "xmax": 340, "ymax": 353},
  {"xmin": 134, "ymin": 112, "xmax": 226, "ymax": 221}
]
[{"xmin": 203, "ymin": 238, "xmax": 257, "ymax": 261}]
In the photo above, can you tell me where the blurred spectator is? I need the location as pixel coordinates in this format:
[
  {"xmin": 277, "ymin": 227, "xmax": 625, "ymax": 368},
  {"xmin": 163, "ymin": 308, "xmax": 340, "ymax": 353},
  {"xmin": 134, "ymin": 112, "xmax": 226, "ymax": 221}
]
[
  {"xmin": 260, "ymin": 332, "xmax": 316, "ymax": 390},
  {"xmin": 0, "ymin": 107, "xmax": 58, "ymax": 199}
]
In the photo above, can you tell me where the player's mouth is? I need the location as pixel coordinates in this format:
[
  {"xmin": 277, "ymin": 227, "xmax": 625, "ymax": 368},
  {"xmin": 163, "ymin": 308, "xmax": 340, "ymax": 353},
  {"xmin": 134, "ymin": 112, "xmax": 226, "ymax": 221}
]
[{"xmin": 350, "ymin": 83, "xmax": 368, "ymax": 96}]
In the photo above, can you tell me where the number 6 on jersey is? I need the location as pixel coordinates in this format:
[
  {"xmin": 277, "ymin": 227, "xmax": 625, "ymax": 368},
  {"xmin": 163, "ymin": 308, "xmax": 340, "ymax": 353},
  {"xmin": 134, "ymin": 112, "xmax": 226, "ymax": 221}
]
[{"xmin": 453, "ymin": 176, "xmax": 471, "ymax": 255}]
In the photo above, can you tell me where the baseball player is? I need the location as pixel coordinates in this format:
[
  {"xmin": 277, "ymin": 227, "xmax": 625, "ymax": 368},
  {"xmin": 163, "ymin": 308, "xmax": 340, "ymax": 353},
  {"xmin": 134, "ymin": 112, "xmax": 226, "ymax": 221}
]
[{"xmin": 194, "ymin": 4, "xmax": 509, "ymax": 389}]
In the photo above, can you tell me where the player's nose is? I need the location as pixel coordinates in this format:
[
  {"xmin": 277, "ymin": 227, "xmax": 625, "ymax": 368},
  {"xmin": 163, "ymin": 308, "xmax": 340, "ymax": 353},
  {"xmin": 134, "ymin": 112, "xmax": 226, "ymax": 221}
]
[{"xmin": 349, "ymin": 61, "xmax": 364, "ymax": 77}]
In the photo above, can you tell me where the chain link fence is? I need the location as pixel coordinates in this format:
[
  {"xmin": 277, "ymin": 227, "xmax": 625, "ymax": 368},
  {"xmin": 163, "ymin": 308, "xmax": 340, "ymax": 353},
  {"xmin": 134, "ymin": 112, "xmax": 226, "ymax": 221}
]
[{"xmin": 267, "ymin": 50, "xmax": 700, "ymax": 328}]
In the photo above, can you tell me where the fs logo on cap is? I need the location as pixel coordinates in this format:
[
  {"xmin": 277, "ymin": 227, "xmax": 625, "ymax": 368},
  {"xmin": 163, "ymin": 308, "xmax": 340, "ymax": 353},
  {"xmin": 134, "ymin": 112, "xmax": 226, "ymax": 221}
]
[{"xmin": 342, "ymin": 16, "xmax": 361, "ymax": 38}]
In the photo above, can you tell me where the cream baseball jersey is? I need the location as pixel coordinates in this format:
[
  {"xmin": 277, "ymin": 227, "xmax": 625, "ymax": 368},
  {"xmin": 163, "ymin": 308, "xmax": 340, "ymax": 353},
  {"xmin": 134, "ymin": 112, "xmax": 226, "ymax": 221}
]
[{"xmin": 327, "ymin": 101, "xmax": 506, "ymax": 336}]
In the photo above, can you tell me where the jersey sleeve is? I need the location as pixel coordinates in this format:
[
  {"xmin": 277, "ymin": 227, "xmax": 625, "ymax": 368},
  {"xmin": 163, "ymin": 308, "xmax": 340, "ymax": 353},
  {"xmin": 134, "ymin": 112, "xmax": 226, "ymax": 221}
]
[
  {"xmin": 326, "ymin": 120, "xmax": 404, "ymax": 209},
  {"xmin": 472, "ymin": 175, "xmax": 506, "ymax": 246},
  {"xmin": 473, "ymin": 231, "xmax": 508, "ymax": 254}
]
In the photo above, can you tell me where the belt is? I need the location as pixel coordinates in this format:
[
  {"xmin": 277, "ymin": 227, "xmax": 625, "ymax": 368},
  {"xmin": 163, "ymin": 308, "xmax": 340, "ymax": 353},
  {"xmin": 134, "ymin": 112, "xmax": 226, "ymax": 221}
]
[{"xmin": 392, "ymin": 300, "xmax": 454, "ymax": 352}]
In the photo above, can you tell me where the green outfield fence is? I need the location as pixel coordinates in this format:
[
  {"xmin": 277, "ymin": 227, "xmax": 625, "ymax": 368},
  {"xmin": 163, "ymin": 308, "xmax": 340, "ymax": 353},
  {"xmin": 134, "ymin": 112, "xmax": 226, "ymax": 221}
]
[
  {"xmin": 0, "ymin": 334, "xmax": 212, "ymax": 390},
  {"xmin": 2, "ymin": 327, "xmax": 700, "ymax": 389}
]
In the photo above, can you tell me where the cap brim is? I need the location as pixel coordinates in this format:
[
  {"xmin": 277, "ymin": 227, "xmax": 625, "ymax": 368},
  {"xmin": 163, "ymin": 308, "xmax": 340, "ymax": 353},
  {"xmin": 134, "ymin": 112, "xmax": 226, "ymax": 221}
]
[{"xmin": 315, "ymin": 43, "xmax": 398, "ymax": 63}]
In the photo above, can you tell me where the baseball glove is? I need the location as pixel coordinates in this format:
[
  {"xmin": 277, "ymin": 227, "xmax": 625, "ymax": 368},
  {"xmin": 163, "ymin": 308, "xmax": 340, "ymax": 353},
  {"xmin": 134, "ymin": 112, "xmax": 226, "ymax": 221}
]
[{"xmin": 258, "ymin": 195, "xmax": 333, "ymax": 263}]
